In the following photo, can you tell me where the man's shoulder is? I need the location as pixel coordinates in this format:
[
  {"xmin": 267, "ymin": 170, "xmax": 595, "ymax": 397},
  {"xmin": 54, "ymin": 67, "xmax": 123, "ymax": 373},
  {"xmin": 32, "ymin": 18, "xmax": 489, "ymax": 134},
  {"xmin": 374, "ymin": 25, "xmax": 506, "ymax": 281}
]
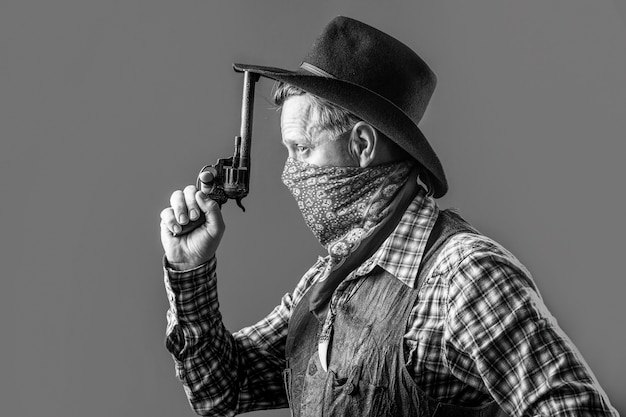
[{"xmin": 429, "ymin": 212, "xmax": 532, "ymax": 286}]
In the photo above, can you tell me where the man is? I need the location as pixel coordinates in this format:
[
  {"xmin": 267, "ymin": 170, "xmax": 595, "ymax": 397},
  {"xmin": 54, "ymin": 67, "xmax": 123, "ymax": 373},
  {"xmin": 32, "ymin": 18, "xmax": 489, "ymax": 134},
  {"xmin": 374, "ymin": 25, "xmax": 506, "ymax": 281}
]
[{"xmin": 160, "ymin": 16, "xmax": 618, "ymax": 416}]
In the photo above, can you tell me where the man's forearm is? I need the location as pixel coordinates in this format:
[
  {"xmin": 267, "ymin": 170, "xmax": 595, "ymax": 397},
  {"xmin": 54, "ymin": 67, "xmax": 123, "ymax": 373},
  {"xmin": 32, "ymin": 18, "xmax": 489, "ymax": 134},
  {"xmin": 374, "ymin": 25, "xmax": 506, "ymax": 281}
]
[
  {"xmin": 164, "ymin": 257, "xmax": 244, "ymax": 415},
  {"xmin": 163, "ymin": 256, "xmax": 292, "ymax": 415}
]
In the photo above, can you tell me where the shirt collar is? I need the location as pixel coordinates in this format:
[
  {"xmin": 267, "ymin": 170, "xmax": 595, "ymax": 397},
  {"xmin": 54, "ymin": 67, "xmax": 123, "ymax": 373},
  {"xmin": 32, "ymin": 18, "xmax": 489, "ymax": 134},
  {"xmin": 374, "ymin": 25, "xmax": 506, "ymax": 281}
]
[{"xmin": 354, "ymin": 186, "xmax": 439, "ymax": 288}]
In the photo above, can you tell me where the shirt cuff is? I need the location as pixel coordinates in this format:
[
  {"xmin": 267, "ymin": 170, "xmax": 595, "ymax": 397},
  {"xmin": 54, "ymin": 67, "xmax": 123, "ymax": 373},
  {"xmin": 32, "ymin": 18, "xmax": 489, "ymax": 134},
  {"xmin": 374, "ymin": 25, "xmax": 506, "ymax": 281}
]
[
  {"xmin": 163, "ymin": 255, "xmax": 217, "ymax": 323},
  {"xmin": 163, "ymin": 255, "xmax": 215, "ymax": 291}
]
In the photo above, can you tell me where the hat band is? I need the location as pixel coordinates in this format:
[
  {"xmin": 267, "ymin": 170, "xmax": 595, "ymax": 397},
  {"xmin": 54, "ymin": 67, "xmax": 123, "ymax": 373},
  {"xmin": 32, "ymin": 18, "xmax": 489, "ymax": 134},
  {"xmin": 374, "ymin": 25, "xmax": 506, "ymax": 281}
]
[{"xmin": 300, "ymin": 61, "xmax": 335, "ymax": 78}]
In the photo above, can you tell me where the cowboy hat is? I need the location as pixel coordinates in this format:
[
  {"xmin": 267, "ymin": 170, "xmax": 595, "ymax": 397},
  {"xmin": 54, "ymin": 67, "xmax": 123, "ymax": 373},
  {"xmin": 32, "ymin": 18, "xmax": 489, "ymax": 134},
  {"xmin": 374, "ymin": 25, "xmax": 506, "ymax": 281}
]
[{"xmin": 234, "ymin": 16, "xmax": 447, "ymax": 197}]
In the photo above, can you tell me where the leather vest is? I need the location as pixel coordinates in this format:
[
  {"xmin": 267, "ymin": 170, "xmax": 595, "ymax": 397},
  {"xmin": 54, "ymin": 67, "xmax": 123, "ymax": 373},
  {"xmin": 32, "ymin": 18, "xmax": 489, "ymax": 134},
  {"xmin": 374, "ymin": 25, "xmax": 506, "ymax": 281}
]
[{"xmin": 283, "ymin": 210, "xmax": 508, "ymax": 417}]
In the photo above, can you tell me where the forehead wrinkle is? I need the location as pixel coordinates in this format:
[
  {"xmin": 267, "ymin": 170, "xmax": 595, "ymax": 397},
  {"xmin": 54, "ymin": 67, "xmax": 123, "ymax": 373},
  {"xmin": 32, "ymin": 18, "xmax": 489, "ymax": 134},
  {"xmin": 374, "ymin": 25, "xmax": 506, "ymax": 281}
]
[
  {"xmin": 281, "ymin": 95, "xmax": 325, "ymax": 145},
  {"xmin": 281, "ymin": 118, "xmax": 313, "ymax": 146},
  {"xmin": 303, "ymin": 99, "xmax": 330, "ymax": 144}
]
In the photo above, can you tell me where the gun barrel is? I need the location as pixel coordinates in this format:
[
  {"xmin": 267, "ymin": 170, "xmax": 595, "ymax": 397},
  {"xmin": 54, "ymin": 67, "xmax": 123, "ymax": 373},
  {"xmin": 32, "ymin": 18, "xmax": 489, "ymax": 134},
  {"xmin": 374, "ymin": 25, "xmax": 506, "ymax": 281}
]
[
  {"xmin": 233, "ymin": 135, "xmax": 241, "ymax": 168},
  {"xmin": 239, "ymin": 71, "xmax": 258, "ymax": 169}
]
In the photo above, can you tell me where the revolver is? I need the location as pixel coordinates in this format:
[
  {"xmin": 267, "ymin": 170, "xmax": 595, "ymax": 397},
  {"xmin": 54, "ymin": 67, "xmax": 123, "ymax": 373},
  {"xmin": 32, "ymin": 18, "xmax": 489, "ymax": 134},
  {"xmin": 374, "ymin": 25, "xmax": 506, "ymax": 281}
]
[{"xmin": 174, "ymin": 70, "xmax": 260, "ymax": 236}]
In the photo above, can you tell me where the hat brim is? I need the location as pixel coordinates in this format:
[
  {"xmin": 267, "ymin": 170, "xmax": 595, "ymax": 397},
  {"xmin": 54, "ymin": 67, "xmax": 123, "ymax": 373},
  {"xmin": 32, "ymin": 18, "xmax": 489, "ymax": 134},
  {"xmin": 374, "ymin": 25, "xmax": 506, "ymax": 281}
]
[{"xmin": 234, "ymin": 63, "xmax": 447, "ymax": 198}]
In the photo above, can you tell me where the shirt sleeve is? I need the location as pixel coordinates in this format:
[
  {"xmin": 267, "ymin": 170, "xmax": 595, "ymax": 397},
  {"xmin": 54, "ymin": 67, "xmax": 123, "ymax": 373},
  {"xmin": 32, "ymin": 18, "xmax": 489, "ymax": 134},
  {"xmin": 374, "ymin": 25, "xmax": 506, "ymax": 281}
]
[
  {"xmin": 443, "ymin": 243, "xmax": 619, "ymax": 417},
  {"xmin": 163, "ymin": 255, "xmax": 323, "ymax": 416}
]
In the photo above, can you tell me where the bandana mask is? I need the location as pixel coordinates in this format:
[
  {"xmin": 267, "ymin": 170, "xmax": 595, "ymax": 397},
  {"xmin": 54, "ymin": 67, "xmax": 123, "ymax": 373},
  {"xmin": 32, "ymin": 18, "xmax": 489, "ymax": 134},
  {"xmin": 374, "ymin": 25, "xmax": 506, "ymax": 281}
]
[{"xmin": 281, "ymin": 158, "xmax": 414, "ymax": 250}]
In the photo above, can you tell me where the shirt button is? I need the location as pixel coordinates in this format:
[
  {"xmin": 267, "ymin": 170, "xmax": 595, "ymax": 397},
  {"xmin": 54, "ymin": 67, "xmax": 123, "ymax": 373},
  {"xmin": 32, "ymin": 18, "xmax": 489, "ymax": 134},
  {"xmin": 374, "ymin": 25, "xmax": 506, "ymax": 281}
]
[
  {"xmin": 308, "ymin": 362, "xmax": 317, "ymax": 376},
  {"xmin": 344, "ymin": 382, "xmax": 356, "ymax": 395}
]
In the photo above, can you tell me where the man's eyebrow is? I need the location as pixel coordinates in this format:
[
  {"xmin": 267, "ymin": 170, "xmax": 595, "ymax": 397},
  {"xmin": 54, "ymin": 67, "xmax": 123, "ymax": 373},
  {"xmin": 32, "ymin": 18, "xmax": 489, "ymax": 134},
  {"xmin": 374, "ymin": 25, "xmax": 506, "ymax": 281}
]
[{"xmin": 282, "ymin": 135, "xmax": 314, "ymax": 147}]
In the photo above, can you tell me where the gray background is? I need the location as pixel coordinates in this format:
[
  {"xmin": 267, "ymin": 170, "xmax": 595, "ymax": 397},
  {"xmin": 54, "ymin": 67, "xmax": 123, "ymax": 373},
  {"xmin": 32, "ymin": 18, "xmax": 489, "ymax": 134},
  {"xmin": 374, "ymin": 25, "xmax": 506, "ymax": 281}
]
[{"xmin": 2, "ymin": 1, "xmax": 624, "ymax": 416}]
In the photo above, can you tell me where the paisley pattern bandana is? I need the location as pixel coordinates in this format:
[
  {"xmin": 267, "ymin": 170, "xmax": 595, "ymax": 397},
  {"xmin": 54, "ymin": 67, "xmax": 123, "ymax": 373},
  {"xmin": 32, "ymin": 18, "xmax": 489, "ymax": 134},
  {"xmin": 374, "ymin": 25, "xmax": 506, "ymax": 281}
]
[{"xmin": 281, "ymin": 157, "xmax": 416, "ymax": 278}]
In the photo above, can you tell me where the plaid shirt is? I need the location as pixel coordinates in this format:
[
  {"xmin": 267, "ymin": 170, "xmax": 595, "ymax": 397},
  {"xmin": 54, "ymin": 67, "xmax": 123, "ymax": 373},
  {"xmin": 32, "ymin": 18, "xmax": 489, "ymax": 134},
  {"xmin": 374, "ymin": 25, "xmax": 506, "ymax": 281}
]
[{"xmin": 164, "ymin": 190, "xmax": 617, "ymax": 417}]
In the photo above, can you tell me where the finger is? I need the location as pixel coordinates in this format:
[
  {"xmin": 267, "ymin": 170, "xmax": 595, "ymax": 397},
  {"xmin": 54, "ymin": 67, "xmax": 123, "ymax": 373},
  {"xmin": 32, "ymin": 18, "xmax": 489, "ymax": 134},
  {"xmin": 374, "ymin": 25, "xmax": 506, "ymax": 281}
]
[
  {"xmin": 195, "ymin": 191, "xmax": 225, "ymax": 231},
  {"xmin": 199, "ymin": 183, "xmax": 213, "ymax": 196},
  {"xmin": 160, "ymin": 207, "xmax": 182, "ymax": 236},
  {"xmin": 169, "ymin": 189, "xmax": 188, "ymax": 225},
  {"xmin": 199, "ymin": 169, "xmax": 215, "ymax": 184},
  {"xmin": 198, "ymin": 168, "xmax": 217, "ymax": 195},
  {"xmin": 183, "ymin": 185, "xmax": 201, "ymax": 221}
]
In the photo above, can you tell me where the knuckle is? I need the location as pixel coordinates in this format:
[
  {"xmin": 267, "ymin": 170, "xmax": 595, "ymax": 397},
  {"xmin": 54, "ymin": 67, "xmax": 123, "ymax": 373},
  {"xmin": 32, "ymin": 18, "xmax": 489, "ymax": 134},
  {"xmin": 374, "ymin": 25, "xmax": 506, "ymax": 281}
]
[
  {"xmin": 170, "ymin": 190, "xmax": 185, "ymax": 209},
  {"xmin": 160, "ymin": 207, "xmax": 173, "ymax": 220},
  {"xmin": 160, "ymin": 209, "xmax": 175, "ymax": 225},
  {"xmin": 184, "ymin": 185, "xmax": 199, "ymax": 208}
]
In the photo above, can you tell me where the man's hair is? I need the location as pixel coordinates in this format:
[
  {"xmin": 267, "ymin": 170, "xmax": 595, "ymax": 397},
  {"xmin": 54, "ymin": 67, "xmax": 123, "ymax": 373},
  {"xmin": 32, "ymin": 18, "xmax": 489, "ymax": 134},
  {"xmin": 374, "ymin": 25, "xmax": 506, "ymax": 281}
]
[
  {"xmin": 272, "ymin": 82, "xmax": 361, "ymax": 139},
  {"xmin": 272, "ymin": 81, "xmax": 434, "ymax": 195}
]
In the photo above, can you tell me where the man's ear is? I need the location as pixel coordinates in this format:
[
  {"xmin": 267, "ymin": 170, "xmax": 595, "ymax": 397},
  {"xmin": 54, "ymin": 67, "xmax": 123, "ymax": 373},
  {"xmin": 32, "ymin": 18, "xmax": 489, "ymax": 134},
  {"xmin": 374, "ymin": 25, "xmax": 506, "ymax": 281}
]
[{"xmin": 348, "ymin": 122, "xmax": 378, "ymax": 167}]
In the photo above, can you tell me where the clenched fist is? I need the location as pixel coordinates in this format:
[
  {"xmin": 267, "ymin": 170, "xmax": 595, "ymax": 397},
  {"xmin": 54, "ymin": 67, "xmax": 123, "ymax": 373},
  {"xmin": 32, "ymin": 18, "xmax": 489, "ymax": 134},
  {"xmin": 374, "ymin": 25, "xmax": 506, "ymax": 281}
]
[{"xmin": 160, "ymin": 184, "xmax": 225, "ymax": 271}]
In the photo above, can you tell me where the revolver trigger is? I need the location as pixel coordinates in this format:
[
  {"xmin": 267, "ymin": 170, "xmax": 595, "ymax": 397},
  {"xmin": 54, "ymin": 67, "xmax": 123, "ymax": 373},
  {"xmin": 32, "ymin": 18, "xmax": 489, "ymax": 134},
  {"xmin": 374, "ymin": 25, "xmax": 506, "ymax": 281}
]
[{"xmin": 235, "ymin": 197, "xmax": 246, "ymax": 212}]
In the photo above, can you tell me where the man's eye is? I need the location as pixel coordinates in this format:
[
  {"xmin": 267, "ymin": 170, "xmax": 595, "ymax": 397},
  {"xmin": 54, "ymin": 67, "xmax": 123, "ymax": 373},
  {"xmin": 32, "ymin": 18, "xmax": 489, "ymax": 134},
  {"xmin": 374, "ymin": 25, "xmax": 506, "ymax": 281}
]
[{"xmin": 295, "ymin": 145, "xmax": 310, "ymax": 154}]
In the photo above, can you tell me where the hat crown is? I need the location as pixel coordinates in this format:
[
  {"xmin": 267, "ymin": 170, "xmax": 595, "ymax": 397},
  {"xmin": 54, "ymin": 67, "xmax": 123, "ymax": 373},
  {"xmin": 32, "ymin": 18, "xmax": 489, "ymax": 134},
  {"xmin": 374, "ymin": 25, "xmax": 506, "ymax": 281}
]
[{"xmin": 301, "ymin": 16, "xmax": 436, "ymax": 125}]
